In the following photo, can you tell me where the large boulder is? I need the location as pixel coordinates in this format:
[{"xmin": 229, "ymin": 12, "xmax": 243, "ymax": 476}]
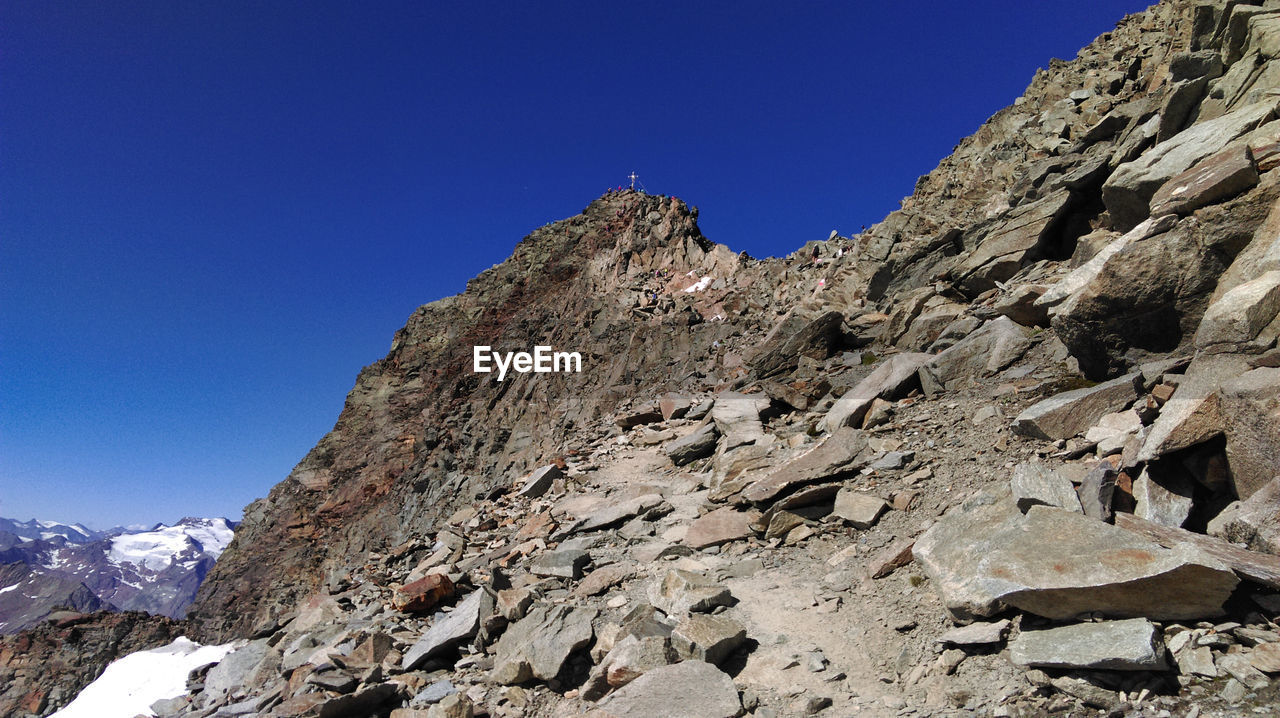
[
  {"xmin": 914, "ymin": 492, "xmax": 1239, "ymax": 622},
  {"xmin": 750, "ymin": 311, "xmax": 844, "ymax": 379},
  {"xmin": 952, "ymin": 189, "xmax": 1075, "ymax": 295},
  {"xmin": 1101, "ymin": 99, "xmax": 1276, "ymax": 230},
  {"xmin": 1050, "ymin": 191, "xmax": 1276, "ymax": 378},
  {"xmin": 1148, "ymin": 145, "xmax": 1259, "ymax": 218}
]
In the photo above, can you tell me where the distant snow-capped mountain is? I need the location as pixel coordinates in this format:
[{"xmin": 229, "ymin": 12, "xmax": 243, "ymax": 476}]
[
  {"xmin": 0, "ymin": 516, "xmax": 237, "ymax": 634},
  {"xmin": 0, "ymin": 517, "xmax": 99, "ymax": 544}
]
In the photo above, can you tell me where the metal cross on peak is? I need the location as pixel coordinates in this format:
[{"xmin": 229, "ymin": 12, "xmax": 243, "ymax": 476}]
[{"xmin": 628, "ymin": 171, "xmax": 638, "ymax": 189}]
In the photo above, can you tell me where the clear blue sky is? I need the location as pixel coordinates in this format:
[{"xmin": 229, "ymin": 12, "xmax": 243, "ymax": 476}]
[{"xmin": 1, "ymin": 1, "xmax": 1152, "ymax": 529}]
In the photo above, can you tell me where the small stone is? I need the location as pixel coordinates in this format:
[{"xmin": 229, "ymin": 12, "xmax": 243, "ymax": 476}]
[
  {"xmin": 833, "ymin": 489, "xmax": 888, "ymax": 529},
  {"xmin": 517, "ymin": 465, "xmax": 563, "ymax": 499},
  {"xmin": 530, "ymin": 547, "xmax": 590, "ymax": 580},
  {"xmin": 937, "ymin": 619, "xmax": 1010, "ymax": 646}
]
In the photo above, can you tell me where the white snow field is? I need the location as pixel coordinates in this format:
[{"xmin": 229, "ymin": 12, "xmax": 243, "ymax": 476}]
[{"xmin": 51, "ymin": 637, "xmax": 237, "ymax": 718}]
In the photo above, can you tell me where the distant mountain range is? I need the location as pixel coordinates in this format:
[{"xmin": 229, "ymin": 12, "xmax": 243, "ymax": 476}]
[{"xmin": 0, "ymin": 516, "xmax": 236, "ymax": 634}]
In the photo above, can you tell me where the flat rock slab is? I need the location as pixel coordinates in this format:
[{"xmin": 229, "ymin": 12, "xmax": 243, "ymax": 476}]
[
  {"xmin": 1116, "ymin": 512, "xmax": 1280, "ymax": 590},
  {"xmin": 1149, "ymin": 144, "xmax": 1259, "ymax": 218},
  {"xmin": 832, "ymin": 489, "xmax": 888, "ymax": 529},
  {"xmin": 1011, "ymin": 463, "xmax": 1083, "ymax": 513},
  {"xmin": 516, "ymin": 465, "xmax": 563, "ymax": 499},
  {"xmin": 1013, "ymin": 373, "xmax": 1141, "ymax": 441},
  {"xmin": 595, "ymin": 660, "xmax": 742, "ymax": 718},
  {"xmin": 530, "ymin": 548, "xmax": 590, "ymax": 580},
  {"xmin": 710, "ymin": 391, "xmax": 770, "ymax": 449},
  {"xmin": 914, "ymin": 492, "xmax": 1238, "ymax": 622},
  {"xmin": 741, "ymin": 427, "xmax": 869, "ymax": 504},
  {"xmin": 573, "ymin": 563, "xmax": 633, "ymax": 598},
  {"xmin": 490, "ymin": 604, "xmax": 597, "ymax": 684},
  {"xmin": 561, "ymin": 494, "xmax": 668, "ymax": 537},
  {"xmin": 402, "ymin": 589, "xmax": 493, "ymax": 670},
  {"xmin": 1010, "ymin": 618, "xmax": 1168, "ymax": 670},
  {"xmin": 937, "ymin": 619, "xmax": 1011, "ymax": 646},
  {"xmin": 684, "ymin": 507, "xmax": 758, "ymax": 549},
  {"xmin": 822, "ymin": 352, "xmax": 930, "ymax": 431}
]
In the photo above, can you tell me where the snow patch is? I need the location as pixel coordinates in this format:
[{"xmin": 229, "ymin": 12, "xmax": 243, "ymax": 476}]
[
  {"xmin": 684, "ymin": 276, "xmax": 713, "ymax": 292},
  {"xmin": 51, "ymin": 637, "xmax": 237, "ymax": 718},
  {"xmin": 0, "ymin": 584, "xmax": 18, "ymax": 594}
]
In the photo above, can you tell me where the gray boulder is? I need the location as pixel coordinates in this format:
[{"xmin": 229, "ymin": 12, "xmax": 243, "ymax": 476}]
[
  {"xmin": 914, "ymin": 493, "xmax": 1238, "ymax": 622},
  {"xmin": 490, "ymin": 604, "xmax": 597, "ymax": 684},
  {"xmin": 1009, "ymin": 618, "xmax": 1168, "ymax": 670}
]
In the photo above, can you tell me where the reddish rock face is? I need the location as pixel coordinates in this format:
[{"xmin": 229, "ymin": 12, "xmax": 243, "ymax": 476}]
[{"xmin": 393, "ymin": 574, "xmax": 456, "ymax": 613}]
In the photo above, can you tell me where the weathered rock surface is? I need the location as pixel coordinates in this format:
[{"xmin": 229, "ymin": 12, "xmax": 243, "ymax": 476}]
[
  {"xmin": 741, "ymin": 427, "xmax": 868, "ymax": 504},
  {"xmin": 402, "ymin": 590, "xmax": 494, "ymax": 670},
  {"xmin": 683, "ymin": 507, "xmax": 757, "ymax": 549},
  {"xmin": 1009, "ymin": 619, "xmax": 1168, "ymax": 671},
  {"xmin": 1010, "ymin": 463, "xmax": 1083, "ymax": 513},
  {"xmin": 595, "ymin": 661, "xmax": 741, "ymax": 718},
  {"xmin": 647, "ymin": 570, "xmax": 732, "ymax": 616},
  {"xmin": 1148, "ymin": 145, "xmax": 1259, "ymax": 218},
  {"xmin": 491, "ymin": 604, "xmax": 597, "ymax": 684},
  {"xmin": 1209, "ymin": 477, "xmax": 1280, "ymax": 555},
  {"xmin": 821, "ymin": 353, "xmax": 930, "ymax": 431},
  {"xmin": 915, "ymin": 495, "xmax": 1238, "ymax": 621},
  {"xmin": 1012, "ymin": 373, "xmax": 1141, "ymax": 440},
  {"xmin": 919, "ymin": 317, "xmax": 1032, "ymax": 393}
]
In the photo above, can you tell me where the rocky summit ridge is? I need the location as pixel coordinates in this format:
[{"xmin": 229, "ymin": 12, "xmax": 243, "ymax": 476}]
[{"xmin": 9, "ymin": 0, "xmax": 1280, "ymax": 716}]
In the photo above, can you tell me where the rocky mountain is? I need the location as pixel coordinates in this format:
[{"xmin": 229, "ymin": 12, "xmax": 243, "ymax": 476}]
[
  {"xmin": 0, "ymin": 517, "xmax": 236, "ymax": 635},
  {"xmin": 0, "ymin": 518, "xmax": 98, "ymax": 545},
  {"xmin": 11, "ymin": 0, "xmax": 1280, "ymax": 716}
]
